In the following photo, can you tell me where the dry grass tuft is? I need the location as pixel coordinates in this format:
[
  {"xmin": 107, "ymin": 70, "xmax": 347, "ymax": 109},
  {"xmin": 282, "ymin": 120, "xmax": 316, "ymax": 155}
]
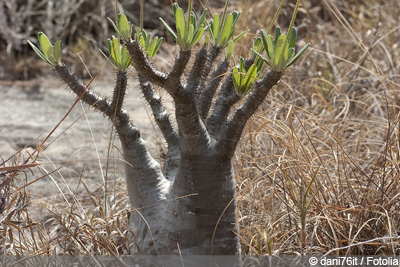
[
  {"xmin": 0, "ymin": 148, "xmax": 131, "ymax": 257},
  {"xmin": 236, "ymin": 0, "xmax": 400, "ymax": 255}
]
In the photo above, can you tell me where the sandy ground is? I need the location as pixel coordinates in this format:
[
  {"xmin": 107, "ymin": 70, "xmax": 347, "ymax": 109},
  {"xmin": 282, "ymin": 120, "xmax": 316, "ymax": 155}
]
[{"xmin": 0, "ymin": 77, "xmax": 168, "ymax": 220}]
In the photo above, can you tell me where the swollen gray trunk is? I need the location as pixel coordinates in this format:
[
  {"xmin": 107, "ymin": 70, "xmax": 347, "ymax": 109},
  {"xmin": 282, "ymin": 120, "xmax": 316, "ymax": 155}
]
[
  {"xmin": 120, "ymin": 131, "xmax": 239, "ymax": 254},
  {"xmin": 55, "ymin": 40, "xmax": 282, "ymax": 255}
]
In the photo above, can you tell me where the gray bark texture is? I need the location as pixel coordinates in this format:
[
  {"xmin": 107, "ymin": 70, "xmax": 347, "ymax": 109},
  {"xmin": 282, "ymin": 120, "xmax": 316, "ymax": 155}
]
[{"xmin": 55, "ymin": 40, "xmax": 282, "ymax": 255}]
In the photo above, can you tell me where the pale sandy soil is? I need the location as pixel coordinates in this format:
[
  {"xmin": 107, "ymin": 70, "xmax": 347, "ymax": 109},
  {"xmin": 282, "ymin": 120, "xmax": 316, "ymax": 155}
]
[{"xmin": 0, "ymin": 77, "xmax": 170, "ymax": 220}]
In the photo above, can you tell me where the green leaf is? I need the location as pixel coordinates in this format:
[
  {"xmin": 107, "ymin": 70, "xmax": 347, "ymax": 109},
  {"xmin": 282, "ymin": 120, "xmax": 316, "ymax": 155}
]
[
  {"xmin": 108, "ymin": 17, "xmax": 121, "ymax": 36},
  {"xmin": 288, "ymin": 27, "xmax": 297, "ymax": 49},
  {"xmin": 172, "ymin": 3, "xmax": 179, "ymax": 16},
  {"xmin": 285, "ymin": 43, "xmax": 310, "ymax": 69},
  {"xmin": 121, "ymin": 46, "xmax": 133, "ymax": 69},
  {"xmin": 232, "ymin": 29, "xmax": 249, "ymax": 43},
  {"xmin": 233, "ymin": 66, "xmax": 241, "ymax": 90},
  {"xmin": 243, "ymin": 64, "xmax": 257, "ymax": 90},
  {"xmin": 160, "ymin": 18, "xmax": 177, "ymax": 40},
  {"xmin": 197, "ymin": 9, "xmax": 207, "ymax": 30},
  {"xmin": 53, "ymin": 40, "xmax": 61, "ymax": 64},
  {"xmin": 266, "ymin": 35, "xmax": 274, "ymax": 60},
  {"xmin": 117, "ymin": 14, "xmax": 131, "ymax": 40},
  {"xmin": 190, "ymin": 11, "xmax": 196, "ymax": 27},
  {"xmin": 274, "ymin": 34, "xmax": 288, "ymax": 71},
  {"xmin": 107, "ymin": 36, "xmax": 133, "ymax": 70},
  {"xmin": 274, "ymin": 26, "xmax": 281, "ymax": 45},
  {"xmin": 149, "ymin": 37, "xmax": 158, "ymax": 58},
  {"xmin": 203, "ymin": 35, "xmax": 210, "ymax": 47},
  {"xmin": 190, "ymin": 27, "xmax": 204, "ymax": 47},
  {"xmin": 260, "ymin": 30, "xmax": 270, "ymax": 58},
  {"xmin": 251, "ymin": 48, "xmax": 272, "ymax": 68},
  {"xmin": 187, "ymin": 23, "xmax": 194, "ymax": 44},
  {"xmin": 153, "ymin": 38, "xmax": 163, "ymax": 58},
  {"xmin": 38, "ymin": 32, "xmax": 52, "ymax": 59},
  {"xmin": 176, "ymin": 38, "xmax": 186, "ymax": 49},
  {"xmin": 252, "ymin": 37, "xmax": 262, "ymax": 52},
  {"xmin": 145, "ymin": 32, "xmax": 151, "ymax": 47},
  {"xmin": 27, "ymin": 40, "xmax": 53, "ymax": 65},
  {"xmin": 255, "ymin": 57, "xmax": 264, "ymax": 71},
  {"xmin": 112, "ymin": 37, "xmax": 121, "ymax": 67},
  {"xmin": 107, "ymin": 38, "xmax": 112, "ymax": 53},
  {"xmin": 211, "ymin": 14, "xmax": 220, "ymax": 42},
  {"xmin": 288, "ymin": 47, "xmax": 295, "ymax": 60},
  {"xmin": 231, "ymin": 11, "xmax": 241, "ymax": 26},
  {"xmin": 230, "ymin": 11, "xmax": 241, "ymax": 37},
  {"xmin": 239, "ymin": 57, "xmax": 245, "ymax": 76},
  {"xmin": 175, "ymin": 7, "xmax": 186, "ymax": 39},
  {"xmin": 225, "ymin": 40, "xmax": 234, "ymax": 59},
  {"xmin": 219, "ymin": 13, "xmax": 233, "ymax": 46}
]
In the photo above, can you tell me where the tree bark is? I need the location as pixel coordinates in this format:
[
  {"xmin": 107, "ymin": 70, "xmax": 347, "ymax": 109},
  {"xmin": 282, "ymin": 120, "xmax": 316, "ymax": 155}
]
[{"xmin": 126, "ymin": 149, "xmax": 240, "ymax": 255}]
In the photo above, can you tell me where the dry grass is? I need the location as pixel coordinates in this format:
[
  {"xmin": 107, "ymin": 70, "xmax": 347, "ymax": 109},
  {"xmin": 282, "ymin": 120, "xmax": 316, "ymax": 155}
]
[
  {"xmin": 1, "ymin": 0, "xmax": 400, "ymax": 259},
  {"xmin": 236, "ymin": 0, "xmax": 400, "ymax": 255}
]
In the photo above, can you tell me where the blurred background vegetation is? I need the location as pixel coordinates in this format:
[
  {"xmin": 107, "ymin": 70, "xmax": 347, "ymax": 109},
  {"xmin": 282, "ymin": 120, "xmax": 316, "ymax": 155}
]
[
  {"xmin": 1, "ymin": 0, "xmax": 400, "ymax": 257},
  {"xmin": 0, "ymin": 0, "xmax": 228, "ymax": 79}
]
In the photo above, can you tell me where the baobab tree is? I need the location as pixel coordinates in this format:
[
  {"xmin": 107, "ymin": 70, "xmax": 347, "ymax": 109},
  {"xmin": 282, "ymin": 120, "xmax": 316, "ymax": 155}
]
[{"xmin": 28, "ymin": 0, "xmax": 308, "ymax": 255}]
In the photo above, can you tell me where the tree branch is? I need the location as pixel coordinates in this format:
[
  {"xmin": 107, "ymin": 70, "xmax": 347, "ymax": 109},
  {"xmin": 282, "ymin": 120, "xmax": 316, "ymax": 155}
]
[
  {"xmin": 55, "ymin": 63, "xmax": 168, "ymax": 207},
  {"xmin": 196, "ymin": 46, "xmax": 221, "ymax": 95},
  {"xmin": 138, "ymin": 74, "xmax": 179, "ymax": 148},
  {"xmin": 206, "ymin": 73, "xmax": 240, "ymax": 137},
  {"xmin": 166, "ymin": 49, "xmax": 191, "ymax": 91},
  {"xmin": 199, "ymin": 59, "xmax": 230, "ymax": 120},
  {"xmin": 127, "ymin": 41, "xmax": 210, "ymax": 155},
  {"xmin": 55, "ymin": 64, "xmax": 113, "ymax": 118},
  {"xmin": 186, "ymin": 47, "xmax": 207, "ymax": 92},
  {"xmin": 125, "ymin": 40, "xmax": 167, "ymax": 87},
  {"xmin": 174, "ymin": 91, "xmax": 211, "ymax": 155},
  {"xmin": 110, "ymin": 70, "xmax": 128, "ymax": 116},
  {"xmin": 216, "ymin": 70, "xmax": 282, "ymax": 158}
]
